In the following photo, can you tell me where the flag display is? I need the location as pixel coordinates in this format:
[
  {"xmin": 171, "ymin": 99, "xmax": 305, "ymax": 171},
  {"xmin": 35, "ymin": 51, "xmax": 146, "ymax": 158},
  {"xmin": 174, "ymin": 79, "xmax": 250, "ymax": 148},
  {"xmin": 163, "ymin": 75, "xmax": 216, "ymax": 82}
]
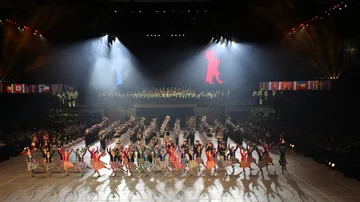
[
  {"xmin": 0, "ymin": 84, "xmax": 64, "ymax": 94},
  {"xmin": 259, "ymin": 80, "xmax": 332, "ymax": 91}
]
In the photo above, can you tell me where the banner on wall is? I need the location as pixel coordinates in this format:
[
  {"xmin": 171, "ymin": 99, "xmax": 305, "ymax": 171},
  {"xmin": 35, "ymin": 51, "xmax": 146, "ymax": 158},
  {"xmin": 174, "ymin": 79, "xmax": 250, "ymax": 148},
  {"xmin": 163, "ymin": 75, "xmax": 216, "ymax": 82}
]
[{"xmin": 0, "ymin": 84, "xmax": 66, "ymax": 94}]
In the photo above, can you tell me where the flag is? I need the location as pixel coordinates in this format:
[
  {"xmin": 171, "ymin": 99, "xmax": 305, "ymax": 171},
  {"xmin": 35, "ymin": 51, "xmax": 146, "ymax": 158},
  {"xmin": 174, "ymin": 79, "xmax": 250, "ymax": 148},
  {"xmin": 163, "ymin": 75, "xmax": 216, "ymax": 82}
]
[
  {"xmin": 270, "ymin": 81, "xmax": 279, "ymax": 90},
  {"xmin": 278, "ymin": 82, "xmax": 282, "ymax": 90},
  {"xmin": 12, "ymin": 84, "xmax": 25, "ymax": 93},
  {"xmin": 282, "ymin": 81, "xmax": 295, "ymax": 90},
  {"xmin": 307, "ymin": 81, "xmax": 314, "ymax": 90},
  {"xmin": 53, "ymin": 84, "xmax": 63, "ymax": 93},
  {"xmin": 259, "ymin": 82, "xmax": 266, "ymax": 90},
  {"xmin": 38, "ymin": 84, "xmax": 50, "ymax": 93},
  {"xmin": 323, "ymin": 80, "xmax": 331, "ymax": 90},
  {"xmin": 26, "ymin": 85, "xmax": 37, "ymax": 93},
  {"xmin": 314, "ymin": 80, "xmax": 319, "ymax": 90},
  {"xmin": 6, "ymin": 84, "xmax": 13, "ymax": 93},
  {"xmin": 267, "ymin": 82, "xmax": 272, "ymax": 90},
  {"xmin": 296, "ymin": 81, "xmax": 307, "ymax": 90}
]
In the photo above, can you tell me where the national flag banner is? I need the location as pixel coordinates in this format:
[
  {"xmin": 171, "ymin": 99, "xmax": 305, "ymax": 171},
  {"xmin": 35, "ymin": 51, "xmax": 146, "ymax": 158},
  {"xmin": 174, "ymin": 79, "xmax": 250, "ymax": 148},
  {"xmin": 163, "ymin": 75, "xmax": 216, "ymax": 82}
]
[
  {"xmin": 296, "ymin": 81, "xmax": 308, "ymax": 90},
  {"xmin": 287, "ymin": 81, "xmax": 296, "ymax": 90},
  {"xmin": 267, "ymin": 82, "xmax": 272, "ymax": 90},
  {"xmin": 12, "ymin": 84, "xmax": 25, "ymax": 93},
  {"xmin": 26, "ymin": 85, "xmax": 37, "ymax": 93},
  {"xmin": 270, "ymin": 81, "xmax": 279, "ymax": 90},
  {"xmin": 307, "ymin": 81, "xmax": 314, "ymax": 90},
  {"xmin": 6, "ymin": 84, "xmax": 13, "ymax": 93},
  {"xmin": 38, "ymin": 84, "xmax": 50, "ymax": 93},
  {"xmin": 322, "ymin": 80, "xmax": 331, "ymax": 90},
  {"xmin": 53, "ymin": 84, "xmax": 63, "ymax": 93},
  {"xmin": 278, "ymin": 81, "xmax": 282, "ymax": 90},
  {"xmin": 314, "ymin": 80, "xmax": 319, "ymax": 90},
  {"xmin": 259, "ymin": 82, "xmax": 266, "ymax": 90}
]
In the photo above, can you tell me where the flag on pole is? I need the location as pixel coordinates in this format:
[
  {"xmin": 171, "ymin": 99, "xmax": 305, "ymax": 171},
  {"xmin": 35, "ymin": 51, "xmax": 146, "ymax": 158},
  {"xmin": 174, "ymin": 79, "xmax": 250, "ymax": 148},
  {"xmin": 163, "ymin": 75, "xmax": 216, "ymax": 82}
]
[
  {"xmin": 12, "ymin": 84, "xmax": 25, "ymax": 93},
  {"xmin": 38, "ymin": 84, "xmax": 50, "ymax": 93},
  {"xmin": 26, "ymin": 85, "xmax": 37, "ymax": 93},
  {"xmin": 7, "ymin": 84, "xmax": 13, "ymax": 93}
]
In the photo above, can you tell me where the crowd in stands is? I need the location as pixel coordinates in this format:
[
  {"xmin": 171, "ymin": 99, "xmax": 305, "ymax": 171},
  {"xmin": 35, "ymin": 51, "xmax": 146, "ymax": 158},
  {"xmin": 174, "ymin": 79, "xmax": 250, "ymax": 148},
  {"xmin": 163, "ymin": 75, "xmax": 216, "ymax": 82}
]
[
  {"xmin": 0, "ymin": 122, "xmax": 86, "ymax": 162},
  {"xmin": 98, "ymin": 87, "xmax": 231, "ymax": 99}
]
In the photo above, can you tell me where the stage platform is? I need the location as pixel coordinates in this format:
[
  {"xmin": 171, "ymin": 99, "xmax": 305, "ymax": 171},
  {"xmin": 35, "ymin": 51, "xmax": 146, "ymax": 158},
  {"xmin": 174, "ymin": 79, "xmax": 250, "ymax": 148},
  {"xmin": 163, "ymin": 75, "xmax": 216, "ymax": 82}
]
[{"xmin": 0, "ymin": 132, "xmax": 360, "ymax": 202}]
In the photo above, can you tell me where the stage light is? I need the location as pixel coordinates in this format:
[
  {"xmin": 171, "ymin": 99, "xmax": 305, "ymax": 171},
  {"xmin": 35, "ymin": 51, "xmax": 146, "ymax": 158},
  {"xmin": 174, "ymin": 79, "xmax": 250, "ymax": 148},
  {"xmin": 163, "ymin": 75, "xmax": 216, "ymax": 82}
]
[
  {"xmin": 156, "ymin": 11, "xmax": 158, "ymax": 13},
  {"xmin": 183, "ymin": 34, "xmax": 185, "ymax": 36},
  {"xmin": 331, "ymin": 163, "xmax": 335, "ymax": 168},
  {"xmin": 114, "ymin": 10, "xmax": 117, "ymax": 13},
  {"xmin": 188, "ymin": 10, "xmax": 190, "ymax": 12},
  {"xmin": 163, "ymin": 11, "xmax": 166, "ymax": 13},
  {"xmin": 171, "ymin": 34, "xmax": 173, "ymax": 37},
  {"xmin": 328, "ymin": 161, "xmax": 332, "ymax": 166},
  {"xmin": 147, "ymin": 34, "xmax": 149, "ymax": 37},
  {"xmin": 175, "ymin": 34, "xmax": 177, "ymax": 37},
  {"xmin": 139, "ymin": 10, "xmax": 142, "ymax": 13}
]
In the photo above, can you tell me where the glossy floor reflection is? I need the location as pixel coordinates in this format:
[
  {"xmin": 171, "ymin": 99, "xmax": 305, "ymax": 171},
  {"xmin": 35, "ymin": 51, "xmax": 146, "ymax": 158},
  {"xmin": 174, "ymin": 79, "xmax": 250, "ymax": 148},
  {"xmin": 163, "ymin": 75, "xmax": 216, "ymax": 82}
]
[{"xmin": 1, "ymin": 131, "xmax": 360, "ymax": 202}]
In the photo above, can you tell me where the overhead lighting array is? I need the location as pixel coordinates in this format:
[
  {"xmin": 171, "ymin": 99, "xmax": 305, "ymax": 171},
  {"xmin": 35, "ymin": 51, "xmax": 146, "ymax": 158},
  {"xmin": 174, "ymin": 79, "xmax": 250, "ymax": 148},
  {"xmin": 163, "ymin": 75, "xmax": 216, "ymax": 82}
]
[
  {"xmin": 146, "ymin": 34, "xmax": 186, "ymax": 37},
  {"xmin": 129, "ymin": 9, "xmax": 208, "ymax": 14},
  {"xmin": 3, "ymin": 19, "xmax": 43, "ymax": 37},
  {"xmin": 288, "ymin": 1, "xmax": 351, "ymax": 35},
  {"xmin": 209, "ymin": 36, "xmax": 235, "ymax": 44}
]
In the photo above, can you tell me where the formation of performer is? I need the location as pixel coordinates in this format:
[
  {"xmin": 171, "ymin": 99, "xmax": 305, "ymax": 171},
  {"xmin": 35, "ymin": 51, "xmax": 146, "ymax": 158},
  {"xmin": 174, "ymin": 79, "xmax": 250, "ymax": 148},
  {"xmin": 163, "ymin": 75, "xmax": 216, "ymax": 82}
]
[{"xmin": 21, "ymin": 116, "xmax": 289, "ymax": 177}]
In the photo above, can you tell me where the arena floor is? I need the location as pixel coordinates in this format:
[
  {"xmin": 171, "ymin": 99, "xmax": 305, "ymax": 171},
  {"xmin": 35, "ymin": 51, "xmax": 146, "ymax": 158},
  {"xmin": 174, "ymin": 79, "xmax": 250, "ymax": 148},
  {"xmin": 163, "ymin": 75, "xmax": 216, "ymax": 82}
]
[{"xmin": 0, "ymin": 131, "xmax": 360, "ymax": 202}]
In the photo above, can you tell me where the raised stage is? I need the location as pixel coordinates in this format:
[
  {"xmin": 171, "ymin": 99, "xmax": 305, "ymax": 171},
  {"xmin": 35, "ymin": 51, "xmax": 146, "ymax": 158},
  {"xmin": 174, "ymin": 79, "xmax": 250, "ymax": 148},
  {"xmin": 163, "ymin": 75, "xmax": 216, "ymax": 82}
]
[{"xmin": 0, "ymin": 132, "xmax": 359, "ymax": 202}]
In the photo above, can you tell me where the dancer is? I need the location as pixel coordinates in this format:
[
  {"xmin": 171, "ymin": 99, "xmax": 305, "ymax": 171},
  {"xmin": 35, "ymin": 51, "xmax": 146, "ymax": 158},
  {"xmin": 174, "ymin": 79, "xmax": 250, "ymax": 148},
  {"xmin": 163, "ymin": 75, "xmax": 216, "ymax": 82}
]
[
  {"xmin": 246, "ymin": 143, "xmax": 257, "ymax": 170},
  {"xmin": 205, "ymin": 148, "xmax": 217, "ymax": 174},
  {"xmin": 239, "ymin": 146, "xmax": 250, "ymax": 175},
  {"xmin": 73, "ymin": 147, "xmax": 89, "ymax": 174},
  {"xmin": 173, "ymin": 152, "xmax": 185, "ymax": 175},
  {"xmin": 227, "ymin": 144, "xmax": 240, "ymax": 172},
  {"xmin": 107, "ymin": 147, "xmax": 120, "ymax": 176},
  {"xmin": 158, "ymin": 148, "xmax": 169, "ymax": 176},
  {"xmin": 121, "ymin": 146, "xmax": 131, "ymax": 174},
  {"xmin": 22, "ymin": 147, "xmax": 41, "ymax": 177},
  {"xmin": 92, "ymin": 150, "xmax": 108, "ymax": 177},
  {"xmin": 179, "ymin": 146, "xmax": 189, "ymax": 169},
  {"xmin": 279, "ymin": 139, "xmax": 288, "ymax": 173},
  {"xmin": 188, "ymin": 150, "xmax": 199, "ymax": 175},
  {"xmin": 205, "ymin": 49, "xmax": 223, "ymax": 84},
  {"xmin": 262, "ymin": 143, "xmax": 274, "ymax": 171},
  {"xmin": 194, "ymin": 143, "xmax": 206, "ymax": 170},
  {"xmin": 44, "ymin": 149, "xmax": 56, "ymax": 176},
  {"xmin": 59, "ymin": 147, "xmax": 79, "ymax": 176},
  {"xmin": 255, "ymin": 148, "xmax": 267, "ymax": 175}
]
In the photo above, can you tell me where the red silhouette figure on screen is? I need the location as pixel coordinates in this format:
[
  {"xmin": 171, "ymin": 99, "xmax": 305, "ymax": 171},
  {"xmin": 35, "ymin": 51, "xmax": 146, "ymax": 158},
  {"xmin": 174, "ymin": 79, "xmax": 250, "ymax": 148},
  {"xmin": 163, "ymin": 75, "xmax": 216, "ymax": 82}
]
[{"xmin": 205, "ymin": 49, "xmax": 223, "ymax": 84}]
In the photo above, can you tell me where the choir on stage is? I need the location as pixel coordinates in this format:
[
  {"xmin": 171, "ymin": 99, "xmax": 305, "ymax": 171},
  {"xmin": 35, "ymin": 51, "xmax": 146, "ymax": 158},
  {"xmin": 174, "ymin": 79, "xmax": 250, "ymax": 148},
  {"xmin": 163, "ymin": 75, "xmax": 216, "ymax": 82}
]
[{"xmin": 21, "ymin": 116, "xmax": 289, "ymax": 177}]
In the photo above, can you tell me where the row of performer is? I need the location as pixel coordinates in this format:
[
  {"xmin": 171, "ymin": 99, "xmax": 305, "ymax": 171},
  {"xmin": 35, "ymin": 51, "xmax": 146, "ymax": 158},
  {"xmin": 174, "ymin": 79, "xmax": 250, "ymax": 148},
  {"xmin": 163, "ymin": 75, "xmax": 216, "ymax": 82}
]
[{"xmin": 22, "ymin": 135, "xmax": 289, "ymax": 177}]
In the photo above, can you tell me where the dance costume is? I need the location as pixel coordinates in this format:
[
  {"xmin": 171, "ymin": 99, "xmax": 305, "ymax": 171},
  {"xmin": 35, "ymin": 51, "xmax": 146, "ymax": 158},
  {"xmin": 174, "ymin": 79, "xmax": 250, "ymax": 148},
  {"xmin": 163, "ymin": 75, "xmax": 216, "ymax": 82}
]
[
  {"xmin": 44, "ymin": 150, "xmax": 56, "ymax": 173},
  {"xmin": 107, "ymin": 148, "xmax": 121, "ymax": 172},
  {"xmin": 239, "ymin": 147, "xmax": 250, "ymax": 168},
  {"xmin": 22, "ymin": 148, "xmax": 40, "ymax": 172},
  {"xmin": 279, "ymin": 143, "xmax": 287, "ymax": 166},
  {"xmin": 262, "ymin": 144, "xmax": 273, "ymax": 165},
  {"xmin": 60, "ymin": 148, "xmax": 77, "ymax": 174},
  {"xmin": 246, "ymin": 145, "xmax": 256, "ymax": 164},
  {"xmin": 205, "ymin": 149, "xmax": 217, "ymax": 171},
  {"xmin": 92, "ymin": 151, "xmax": 106, "ymax": 171},
  {"xmin": 188, "ymin": 153, "xmax": 199, "ymax": 171},
  {"xmin": 73, "ymin": 149, "xmax": 88, "ymax": 169},
  {"xmin": 227, "ymin": 145, "xmax": 239, "ymax": 164}
]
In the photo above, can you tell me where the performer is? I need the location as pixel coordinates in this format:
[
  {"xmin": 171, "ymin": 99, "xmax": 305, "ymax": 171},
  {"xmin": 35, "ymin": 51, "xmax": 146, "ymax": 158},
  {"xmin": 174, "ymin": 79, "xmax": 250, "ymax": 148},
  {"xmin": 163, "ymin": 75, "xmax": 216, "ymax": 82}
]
[
  {"xmin": 92, "ymin": 150, "xmax": 108, "ymax": 177},
  {"xmin": 205, "ymin": 148, "xmax": 217, "ymax": 174},
  {"xmin": 22, "ymin": 147, "xmax": 41, "ymax": 177},
  {"xmin": 246, "ymin": 143, "xmax": 257, "ymax": 170},
  {"xmin": 158, "ymin": 148, "xmax": 169, "ymax": 176},
  {"xmin": 279, "ymin": 138, "xmax": 288, "ymax": 173},
  {"xmin": 127, "ymin": 150, "xmax": 138, "ymax": 174},
  {"xmin": 44, "ymin": 149, "xmax": 56, "ymax": 176},
  {"xmin": 261, "ymin": 143, "xmax": 274, "ymax": 170},
  {"xmin": 73, "ymin": 147, "xmax": 90, "ymax": 173},
  {"xmin": 187, "ymin": 150, "xmax": 199, "ymax": 175},
  {"xmin": 239, "ymin": 146, "xmax": 250, "ymax": 175},
  {"xmin": 142, "ymin": 150, "xmax": 154, "ymax": 175},
  {"xmin": 121, "ymin": 146, "xmax": 131, "ymax": 174},
  {"xmin": 173, "ymin": 152, "xmax": 185, "ymax": 175},
  {"xmin": 194, "ymin": 142, "xmax": 206, "ymax": 169},
  {"xmin": 167, "ymin": 144, "xmax": 177, "ymax": 168},
  {"xmin": 227, "ymin": 144, "xmax": 239, "ymax": 172},
  {"xmin": 59, "ymin": 147, "xmax": 78, "ymax": 176},
  {"xmin": 179, "ymin": 146, "xmax": 189, "ymax": 168},
  {"xmin": 88, "ymin": 147, "xmax": 99, "ymax": 169},
  {"xmin": 173, "ymin": 118, "xmax": 181, "ymax": 145},
  {"xmin": 255, "ymin": 148, "xmax": 267, "ymax": 175},
  {"xmin": 107, "ymin": 147, "xmax": 120, "ymax": 176}
]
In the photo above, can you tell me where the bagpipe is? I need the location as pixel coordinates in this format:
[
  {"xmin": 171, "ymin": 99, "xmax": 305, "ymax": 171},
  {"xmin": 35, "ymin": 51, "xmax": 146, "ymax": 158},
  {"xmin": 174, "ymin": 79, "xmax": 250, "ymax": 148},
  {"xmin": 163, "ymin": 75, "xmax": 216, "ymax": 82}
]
[
  {"xmin": 173, "ymin": 118, "xmax": 181, "ymax": 137},
  {"xmin": 214, "ymin": 119, "xmax": 224, "ymax": 141},
  {"xmin": 186, "ymin": 116, "xmax": 196, "ymax": 131},
  {"xmin": 114, "ymin": 117, "xmax": 136, "ymax": 139},
  {"xmin": 160, "ymin": 116, "xmax": 171, "ymax": 135}
]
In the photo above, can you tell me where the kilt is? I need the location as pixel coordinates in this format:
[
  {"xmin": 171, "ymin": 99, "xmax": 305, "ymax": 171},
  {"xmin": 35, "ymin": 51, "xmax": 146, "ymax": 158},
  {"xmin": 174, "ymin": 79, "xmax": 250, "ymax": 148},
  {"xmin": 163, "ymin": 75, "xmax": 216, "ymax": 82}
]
[
  {"xmin": 63, "ymin": 161, "xmax": 76, "ymax": 170},
  {"xmin": 90, "ymin": 159, "xmax": 94, "ymax": 166},
  {"xmin": 110, "ymin": 162, "xmax": 121, "ymax": 170},
  {"xmin": 128, "ymin": 162, "xmax": 137, "ymax": 170},
  {"xmin": 138, "ymin": 159, "xmax": 144, "ymax": 168},
  {"xmin": 196, "ymin": 157, "xmax": 203, "ymax": 164},
  {"xmin": 27, "ymin": 162, "xmax": 39, "ymax": 171},
  {"xmin": 258, "ymin": 160, "xmax": 267, "ymax": 168},
  {"xmin": 264, "ymin": 156, "xmax": 273, "ymax": 164},
  {"xmin": 45, "ymin": 162, "xmax": 56, "ymax": 171},
  {"xmin": 189, "ymin": 160, "xmax": 199, "ymax": 169},
  {"xmin": 218, "ymin": 160, "xmax": 231, "ymax": 168},
  {"xmin": 247, "ymin": 156, "xmax": 256, "ymax": 164},
  {"xmin": 122, "ymin": 158, "xmax": 128, "ymax": 166},
  {"xmin": 93, "ymin": 161, "xmax": 106, "ymax": 171},
  {"xmin": 159, "ymin": 161, "xmax": 168, "ymax": 170},
  {"xmin": 240, "ymin": 160, "xmax": 250, "ymax": 168},
  {"xmin": 279, "ymin": 157, "xmax": 287, "ymax": 166},
  {"xmin": 174, "ymin": 161, "xmax": 184, "ymax": 169},
  {"xmin": 142, "ymin": 161, "xmax": 153, "ymax": 170},
  {"xmin": 206, "ymin": 160, "xmax": 216, "ymax": 170},
  {"xmin": 77, "ymin": 162, "xmax": 87, "ymax": 169},
  {"xmin": 230, "ymin": 157, "xmax": 238, "ymax": 164},
  {"xmin": 180, "ymin": 158, "xmax": 188, "ymax": 166},
  {"xmin": 168, "ymin": 157, "xmax": 175, "ymax": 167}
]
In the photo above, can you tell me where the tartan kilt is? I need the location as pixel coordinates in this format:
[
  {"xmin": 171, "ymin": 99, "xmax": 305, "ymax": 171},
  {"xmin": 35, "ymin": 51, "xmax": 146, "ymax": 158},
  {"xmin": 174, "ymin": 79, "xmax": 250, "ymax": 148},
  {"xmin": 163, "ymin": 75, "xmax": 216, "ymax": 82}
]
[
  {"xmin": 77, "ymin": 162, "xmax": 87, "ymax": 169},
  {"xmin": 264, "ymin": 156, "xmax": 273, "ymax": 164},
  {"xmin": 218, "ymin": 160, "xmax": 231, "ymax": 168},
  {"xmin": 258, "ymin": 160, "xmax": 267, "ymax": 168},
  {"xmin": 240, "ymin": 160, "xmax": 250, "ymax": 168},
  {"xmin": 168, "ymin": 157, "xmax": 175, "ymax": 167},
  {"xmin": 110, "ymin": 162, "xmax": 121, "ymax": 170},
  {"xmin": 180, "ymin": 158, "xmax": 188, "ymax": 166},
  {"xmin": 206, "ymin": 160, "xmax": 216, "ymax": 170},
  {"xmin": 196, "ymin": 157, "xmax": 203, "ymax": 164},
  {"xmin": 93, "ymin": 161, "xmax": 106, "ymax": 171},
  {"xmin": 189, "ymin": 160, "xmax": 199, "ymax": 170},
  {"xmin": 143, "ymin": 161, "xmax": 153, "ymax": 169},
  {"xmin": 90, "ymin": 159, "xmax": 94, "ymax": 166},
  {"xmin": 63, "ymin": 161, "xmax": 76, "ymax": 170},
  {"xmin": 174, "ymin": 161, "xmax": 184, "ymax": 169},
  {"xmin": 159, "ymin": 161, "xmax": 168, "ymax": 170},
  {"xmin": 247, "ymin": 156, "xmax": 256, "ymax": 164},
  {"xmin": 45, "ymin": 162, "xmax": 56, "ymax": 171},
  {"xmin": 128, "ymin": 162, "xmax": 137, "ymax": 170},
  {"xmin": 230, "ymin": 157, "xmax": 238, "ymax": 164},
  {"xmin": 122, "ymin": 158, "xmax": 128, "ymax": 166},
  {"xmin": 27, "ymin": 162, "xmax": 39, "ymax": 171},
  {"xmin": 279, "ymin": 157, "xmax": 287, "ymax": 166},
  {"xmin": 138, "ymin": 159, "xmax": 144, "ymax": 168}
]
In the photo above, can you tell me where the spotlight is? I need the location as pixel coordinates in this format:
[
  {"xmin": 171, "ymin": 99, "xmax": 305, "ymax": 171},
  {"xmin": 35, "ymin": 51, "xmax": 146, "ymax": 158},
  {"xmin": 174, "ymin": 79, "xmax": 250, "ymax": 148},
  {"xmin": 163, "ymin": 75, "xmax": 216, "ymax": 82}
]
[
  {"xmin": 183, "ymin": 34, "xmax": 185, "ymax": 36},
  {"xmin": 331, "ymin": 163, "xmax": 335, "ymax": 168},
  {"xmin": 171, "ymin": 34, "xmax": 173, "ymax": 37},
  {"xmin": 147, "ymin": 34, "xmax": 149, "ymax": 37},
  {"xmin": 328, "ymin": 161, "xmax": 332, "ymax": 166}
]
